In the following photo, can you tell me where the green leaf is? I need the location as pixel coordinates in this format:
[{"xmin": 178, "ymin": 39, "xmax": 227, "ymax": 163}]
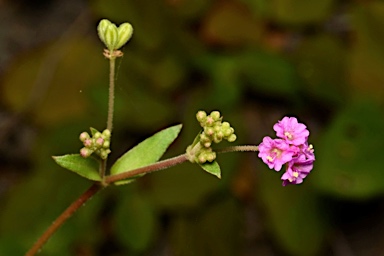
[
  {"xmin": 52, "ymin": 154, "xmax": 101, "ymax": 181},
  {"xmin": 199, "ymin": 161, "xmax": 221, "ymax": 179},
  {"xmin": 110, "ymin": 124, "xmax": 182, "ymax": 185}
]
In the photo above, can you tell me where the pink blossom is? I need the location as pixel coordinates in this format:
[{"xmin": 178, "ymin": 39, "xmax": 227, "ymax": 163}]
[
  {"xmin": 281, "ymin": 155, "xmax": 314, "ymax": 186},
  {"xmin": 258, "ymin": 137, "xmax": 295, "ymax": 171},
  {"xmin": 273, "ymin": 117, "xmax": 309, "ymax": 146}
]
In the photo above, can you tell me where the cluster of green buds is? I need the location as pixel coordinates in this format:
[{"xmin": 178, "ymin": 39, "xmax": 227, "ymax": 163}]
[
  {"xmin": 187, "ymin": 110, "xmax": 237, "ymax": 164},
  {"xmin": 79, "ymin": 128, "xmax": 111, "ymax": 160},
  {"xmin": 97, "ymin": 19, "xmax": 133, "ymax": 57}
]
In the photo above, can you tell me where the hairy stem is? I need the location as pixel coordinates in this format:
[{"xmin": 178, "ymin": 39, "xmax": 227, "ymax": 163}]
[
  {"xmin": 107, "ymin": 57, "xmax": 116, "ymax": 132},
  {"xmin": 105, "ymin": 154, "xmax": 188, "ymax": 184},
  {"xmin": 26, "ymin": 183, "xmax": 102, "ymax": 256},
  {"xmin": 216, "ymin": 145, "xmax": 259, "ymax": 154}
]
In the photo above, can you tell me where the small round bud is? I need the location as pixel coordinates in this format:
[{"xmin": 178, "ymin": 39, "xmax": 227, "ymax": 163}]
[
  {"xmin": 222, "ymin": 122, "xmax": 230, "ymax": 129},
  {"xmin": 203, "ymin": 141, "xmax": 211, "ymax": 148},
  {"xmin": 227, "ymin": 134, "xmax": 237, "ymax": 142},
  {"xmin": 198, "ymin": 154, "xmax": 206, "ymax": 164},
  {"xmin": 83, "ymin": 139, "xmax": 93, "ymax": 147},
  {"xmin": 205, "ymin": 116, "xmax": 215, "ymax": 126},
  {"xmin": 213, "ymin": 134, "xmax": 222, "ymax": 144},
  {"xmin": 115, "ymin": 23, "xmax": 133, "ymax": 49},
  {"xmin": 223, "ymin": 127, "xmax": 233, "ymax": 137},
  {"xmin": 80, "ymin": 147, "xmax": 92, "ymax": 158},
  {"xmin": 94, "ymin": 132, "xmax": 102, "ymax": 139},
  {"xmin": 206, "ymin": 152, "xmax": 216, "ymax": 162},
  {"xmin": 96, "ymin": 137, "xmax": 104, "ymax": 147},
  {"xmin": 205, "ymin": 127, "xmax": 214, "ymax": 136},
  {"xmin": 102, "ymin": 129, "xmax": 111, "ymax": 139},
  {"xmin": 79, "ymin": 132, "xmax": 90, "ymax": 142},
  {"xmin": 196, "ymin": 111, "xmax": 207, "ymax": 123},
  {"xmin": 210, "ymin": 111, "xmax": 221, "ymax": 121},
  {"xmin": 103, "ymin": 140, "xmax": 110, "ymax": 149},
  {"xmin": 200, "ymin": 133, "xmax": 210, "ymax": 143},
  {"xmin": 99, "ymin": 149, "xmax": 111, "ymax": 159}
]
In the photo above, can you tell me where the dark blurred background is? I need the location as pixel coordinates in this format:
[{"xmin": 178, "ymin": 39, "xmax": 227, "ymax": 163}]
[{"xmin": 1, "ymin": 0, "xmax": 384, "ymax": 255}]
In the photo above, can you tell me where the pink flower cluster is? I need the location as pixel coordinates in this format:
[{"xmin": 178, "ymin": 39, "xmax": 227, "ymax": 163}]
[{"xmin": 258, "ymin": 117, "xmax": 315, "ymax": 186}]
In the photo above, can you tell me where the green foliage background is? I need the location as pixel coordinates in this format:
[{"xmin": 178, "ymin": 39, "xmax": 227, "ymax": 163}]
[{"xmin": 1, "ymin": 0, "xmax": 384, "ymax": 255}]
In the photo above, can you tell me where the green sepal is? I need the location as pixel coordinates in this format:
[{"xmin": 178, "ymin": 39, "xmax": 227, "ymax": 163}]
[
  {"xmin": 90, "ymin": 127, "xmax": 100, "ymax": 137},
  {"xmin": 52, "ymin": 154, "xmax": 101, "ymax": 181},
  {"xmin": 190, "ymin": 130, "xmax": 202, "ymax": 148},
  {"xmin": 199, "ymin": 160, "xmax": 221, "ymax": 179},
  {"xmin": 110, "ymin": 124, "xmax": 182, "ymax": 185}
]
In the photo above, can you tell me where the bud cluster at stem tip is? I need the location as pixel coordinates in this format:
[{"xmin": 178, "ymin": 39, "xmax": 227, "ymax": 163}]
[
  {"xmin": 187, "ymin": 110, "xmax": 237, "ymax": 164},
  {"xmin": 79, "ymin": 128, "xmax": 111, "ymax": 160},
  {"xmin": 97, "ymin": 19, "xmax": 133, "ymax": 53}
]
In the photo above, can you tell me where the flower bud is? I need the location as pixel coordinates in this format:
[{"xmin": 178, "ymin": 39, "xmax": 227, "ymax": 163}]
[
  {"xmin": 96, "ymin": 137, "xmax": 104, "ymax": 147},
  {"xmin": 102, "ymin": 129, "xmax": 111, "ymax": 139},
  {"xmin": 198, "ymin": 154, "xmax": 206, "ymax": 164},
  {"xmin": 83, "ymin": 139, "xmax": 93, "ymax": 147},
  {"xmin": 206, "ymin": 152, "xmax": 216, "ymax": 162},
  {"xmin": 196, "ymin": 111, "xmax": 207, "ymax": 123},
  {"xmin": 222, "ymin": 121, "xmax": 230, "ymax": 129},
  {"xmin": 103, "ymin": 140, "xmax": 110, "ymax": 149},
  {"xmin": 203, "ymin": 141, "xmax": 211, "ymax": 148},
  {"xmin": 104, "ymin": 23, "xmax": 118, "ymax": 51},
  {"xmin": 94, "ymin": 132, "xmax": 102, "ymax": 139},
  {"xmin": 210, "ymin": 111, "xmax": 221, "ymax": 121},
  {"xmin": 205, "ymin": 127, "xmax": 214, "ymax": 136},
  {"xmin": 115, "ymin": 23, "xmax": 133, "ymax": 49},
  {"xmin": 79, "ymin": 132, "xmax": 90, "ymax": 142},
  {"xmin": 80, "ymin": 147, "xmax": 92, "ymax": 158},
  {"xmin": 97, "ymin": 19, "xmax": 111, "ymax": 45},
  {"xmin": 205, "ymin": 116, "xmax": 215, "ymax": 126},
  {"xmin": 227, "ymin": 134, "xmax": 237, "ymax": 142}
]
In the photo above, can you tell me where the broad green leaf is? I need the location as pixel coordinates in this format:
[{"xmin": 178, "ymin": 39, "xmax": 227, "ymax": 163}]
[
  {"xmin": 110, "ymin": 124, "xmax": 182, "ymax": 185},
  {"xmin": 199, "ymin": 161, "xmax": 221, "ymax": 179},
  {"xmin": 53, "ymin": 154, "xmax": 101, "ymax": 181}
]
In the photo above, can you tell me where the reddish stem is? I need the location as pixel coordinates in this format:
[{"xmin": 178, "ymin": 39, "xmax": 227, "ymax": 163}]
[{"xmin": 25, "ymin": 183, "xmax": 102, "ymax": 256}]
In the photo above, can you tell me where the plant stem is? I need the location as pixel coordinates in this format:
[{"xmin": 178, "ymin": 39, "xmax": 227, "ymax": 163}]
[
  {"xmin": 26, "ymin": 183, "xmax": 102, "ymax": 256},
  {"xmin": 107, "ymin": 57, "xmax": 116, "ymax": 132},
  {"xmin": 105, "ymin": 145, "xmax": 259, "ymax": 184},
  {"xmin": 105, "ymin": 154, "xmax": 188, "ymax": 184},
  {"xmin": 216, "ymin": 145, "xmax": 259, "ymax": 154},
  {"xmin": 26, "ymin": 145, "xmax": 258, "ymax": 254}
]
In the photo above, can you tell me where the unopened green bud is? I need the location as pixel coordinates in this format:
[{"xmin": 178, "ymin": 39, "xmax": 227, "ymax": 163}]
[
  {"xmin": 205, "ymin": 127, "xmax": 214, "ymax": 136},
  {"xmin": 102, "ymin": 129, "xmax": 111, "ymax": 139},
  {"xmin": 205, "ymin": 116, "xmax": 215, "ymax": 126},
  {"xmin": 203, "ymin": 141, "xmax": 211, "ymax": 148},
  {"xmin": 200, "ymin": 133, "xmax": 210, "ymax": 143},
  {"xmin": 97, "ymin": 19, "xmax": 111, "ymax": 45},
  {"xmin": 80, "ymin": 147, "xmax": 93, "ymax": 158},
  {"xmin": 227, "ymin": 134, "xmax": 237, "ymax": 142},
  {"xmin": 104, "ymin": 23, "xmax": 118, "ymax": 51},
  {"xmin": 198, "ymin": 154, "xmax": 206, "ymax": 164},
  {"xmin": 95, "ymin": 137, "xmax": 104, "ymax": 147},
  {"xmin": 103, "ymin": 140, "xmax": 110, "ymax": 149},
  {"xmin": 79, "ymin": 132, "xmax": 90, "ymax": 142},
  {"xmin": 210, "ymin": 111, "xmax": 221, "ymax": 121},
  {"xmin": 206, "ymin": 152, "xmax": 216, "ymax": 162},
  {"xmin": 196, "ymin": 111, "xmax": 207, "ymax": 123},
  {"xmin": 223, "ymin": 127, "xmax": 234, "ymax": 137},
  {"xmin": 222, "ymin": 122, "xmax": 230, "ymax": 129},
  {"xmin": 115, "ymin": 23, "xmax": 133, "ymax": 49},
  {"xmin": 94, "ymin": 132, "xmax": 102, "ymax": 139}
]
